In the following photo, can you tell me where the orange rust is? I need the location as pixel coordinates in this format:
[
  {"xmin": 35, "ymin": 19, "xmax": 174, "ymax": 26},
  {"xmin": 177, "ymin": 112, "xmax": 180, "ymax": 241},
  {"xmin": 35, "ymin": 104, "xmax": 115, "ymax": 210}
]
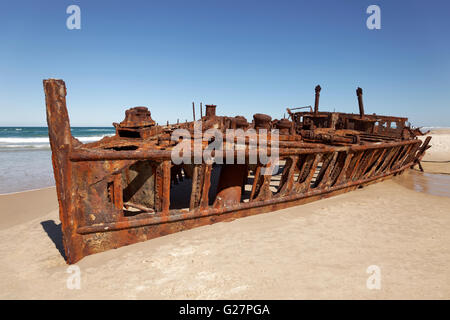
[{"xmin": 43, "ymin": 79, "xmax": 431, "ymax": 264}]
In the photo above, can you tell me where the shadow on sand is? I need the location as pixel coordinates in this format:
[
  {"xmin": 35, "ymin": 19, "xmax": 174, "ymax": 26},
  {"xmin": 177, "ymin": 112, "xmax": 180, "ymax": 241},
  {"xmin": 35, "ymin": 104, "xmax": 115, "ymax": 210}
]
[{"xmin": 41, "ymin": 220, "xmax": 66, "ymax": 260}]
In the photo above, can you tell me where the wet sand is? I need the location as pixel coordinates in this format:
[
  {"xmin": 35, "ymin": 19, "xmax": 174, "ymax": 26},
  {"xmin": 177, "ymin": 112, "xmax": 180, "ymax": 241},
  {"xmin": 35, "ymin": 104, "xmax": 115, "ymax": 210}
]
[
  {"xmin": 393, "ymin": 170, "xmax": 450, "ymax": 198},
  {"xmin": 0, "ymin": 129, "xmax": 449, "ymax": 299}
]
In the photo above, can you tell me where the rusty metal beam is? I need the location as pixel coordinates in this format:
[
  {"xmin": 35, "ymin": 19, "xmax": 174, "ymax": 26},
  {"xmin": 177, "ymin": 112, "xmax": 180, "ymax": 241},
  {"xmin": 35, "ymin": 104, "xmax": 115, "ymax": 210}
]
[{"xmin": 44, "ymin": 79, "xmax": 430, "ymax": 264}]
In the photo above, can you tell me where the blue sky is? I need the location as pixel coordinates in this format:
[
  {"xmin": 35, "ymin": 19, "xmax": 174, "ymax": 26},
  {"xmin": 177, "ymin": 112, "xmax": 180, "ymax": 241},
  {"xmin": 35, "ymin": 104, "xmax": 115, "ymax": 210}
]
[{"xmin": 0, "ymin": 0, "xmax": 449, "ymax": 126}]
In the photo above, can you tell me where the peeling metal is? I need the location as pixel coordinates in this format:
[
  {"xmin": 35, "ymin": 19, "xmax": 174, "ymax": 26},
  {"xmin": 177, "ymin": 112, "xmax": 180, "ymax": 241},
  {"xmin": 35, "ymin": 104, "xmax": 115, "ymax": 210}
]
[{"xmin": 44, "ymin": 79, "xmax": 431, "ymax": 263}]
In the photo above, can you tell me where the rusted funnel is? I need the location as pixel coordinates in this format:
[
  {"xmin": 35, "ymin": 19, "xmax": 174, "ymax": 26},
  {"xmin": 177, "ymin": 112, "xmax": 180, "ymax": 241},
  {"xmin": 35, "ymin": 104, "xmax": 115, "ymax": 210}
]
[
  {"xmin": 356, "ymin": 87, "xmax": 364, "ymax": 119},
  {"xmin": 214, "ymin": 164, "xmax": 248, "ymax": 208},
  {"xmin": 205, "ymin": 104, "xmax": 216, "ymax": 118},
  {"xmin": 275, "ymin": 118, "xmax": 292, "ymax": 135},
  {"xmin": 119, "ymin": 107, "xmax": 155, "ymax": 128},
  {"xmin": 114, "ymin": 106, "xmax": 156, "ymax": 138},
  {"xmin": 233, "ymin": 116, "xmax": 248, "ymax": 129},
  {"xmin": 314, "ymin": 85, "xmax": 321, "ymax": 115},
  {"xmin": 253, "ymin": 113, "xmax": 272, "ymax": 130}
]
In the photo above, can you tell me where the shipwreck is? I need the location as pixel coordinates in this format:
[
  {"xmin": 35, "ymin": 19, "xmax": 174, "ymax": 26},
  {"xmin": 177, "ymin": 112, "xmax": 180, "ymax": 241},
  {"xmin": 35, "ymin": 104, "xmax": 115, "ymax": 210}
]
[{"xmin": 44, "ymin": 79, "xmax": 431, "ymax": 263}]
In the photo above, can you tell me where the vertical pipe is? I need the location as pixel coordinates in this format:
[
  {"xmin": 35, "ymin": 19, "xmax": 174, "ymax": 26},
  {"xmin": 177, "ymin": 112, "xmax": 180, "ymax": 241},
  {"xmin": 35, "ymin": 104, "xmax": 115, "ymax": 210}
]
[
  {"xmin": 356, "ymin": 87, "xmax": 364, "ymax": 119},
  {"xmin": 192, "ymin": 102, "xmax": 196, "ymax": 121},
  {"xmin": 161, "ymin": 160, "xmax": 171, "ymax": 216},
  {"xmin": 314, "ymin": 85, "xmax": 321, "ymax": 115},
  {"xmin": 200, "ymin": 102, "xmax": 203, "ymax": 118}
]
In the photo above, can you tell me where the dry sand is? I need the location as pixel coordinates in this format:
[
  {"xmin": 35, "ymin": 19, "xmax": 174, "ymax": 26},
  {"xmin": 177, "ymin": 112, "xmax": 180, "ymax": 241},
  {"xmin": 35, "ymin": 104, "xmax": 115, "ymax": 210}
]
[
  {"xmin": 0, "ymin": 130, "xmax": 449, "ymax": 299},
  {"xmin": 419, "ymin": 129, "xmax": 450, "ymax": 174}
]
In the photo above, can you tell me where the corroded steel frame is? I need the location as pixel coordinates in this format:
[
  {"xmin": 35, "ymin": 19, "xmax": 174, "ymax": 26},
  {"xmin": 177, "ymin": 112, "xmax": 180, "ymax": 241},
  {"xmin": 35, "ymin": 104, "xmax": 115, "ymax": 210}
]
[{"xmin": 44, "ymin": 79, "xmax": 431, "ymax": 264}]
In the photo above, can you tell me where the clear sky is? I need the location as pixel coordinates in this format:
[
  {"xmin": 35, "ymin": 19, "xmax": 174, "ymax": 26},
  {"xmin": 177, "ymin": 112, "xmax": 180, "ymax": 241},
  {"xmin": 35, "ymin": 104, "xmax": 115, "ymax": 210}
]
[{"xmin": 0, "ymin": 0, "xmax": 449, "ymax": 127}]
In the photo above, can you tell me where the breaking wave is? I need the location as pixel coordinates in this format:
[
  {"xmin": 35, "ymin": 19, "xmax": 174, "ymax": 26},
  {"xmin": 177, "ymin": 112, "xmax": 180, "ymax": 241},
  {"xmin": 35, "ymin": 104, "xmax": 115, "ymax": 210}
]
[{"xmin": 0, "ymin": 127, "xmax": 115, "ymax": 150}]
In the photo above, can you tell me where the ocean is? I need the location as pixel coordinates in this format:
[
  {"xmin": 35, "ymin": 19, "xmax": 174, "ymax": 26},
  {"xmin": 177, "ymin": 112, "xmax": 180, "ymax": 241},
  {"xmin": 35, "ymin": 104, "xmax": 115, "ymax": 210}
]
[
  {"xmin": 0, "ymin": 126, "xmax": 447, "ymax": 195},
  {"xmin": 0, "ymin": 127, "xmax": 115, "ymax": 194}
]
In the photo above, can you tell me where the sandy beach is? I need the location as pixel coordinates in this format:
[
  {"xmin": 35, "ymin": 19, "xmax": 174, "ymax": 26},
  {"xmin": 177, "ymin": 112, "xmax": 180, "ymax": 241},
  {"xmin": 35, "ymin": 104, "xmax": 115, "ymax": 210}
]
[
  {"xmin": 420, "ymin": 129, "xmax": 450, "ymax": 174},
  {"xmin": 0, "ymin": 130, "xmax": 449, "ymax": 299}
]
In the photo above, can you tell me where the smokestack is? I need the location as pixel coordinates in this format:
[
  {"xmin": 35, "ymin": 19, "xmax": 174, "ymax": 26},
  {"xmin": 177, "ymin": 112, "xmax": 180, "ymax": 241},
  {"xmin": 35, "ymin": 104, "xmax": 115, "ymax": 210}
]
[
  {"xmin": 356, "ymin": 87, "xmax": 364, "ymax": 119},
  {"xmin": 205, "ymin": 104, "xmax": 216, "ymax": 118},
  {"xmin": 314, "ymin": 85, "xmax": 321, "ymax": 115},
  {"xmin": 192, "ymin": 102, "xmax": 196, "ymax": 121}
]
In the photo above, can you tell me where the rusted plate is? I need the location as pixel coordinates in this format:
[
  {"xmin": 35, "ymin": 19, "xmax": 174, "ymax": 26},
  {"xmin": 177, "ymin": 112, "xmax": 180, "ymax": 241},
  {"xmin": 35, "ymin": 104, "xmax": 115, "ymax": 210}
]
[{"xmin": 44, "ymin": 79, "xmax": 430, "ymax": 263}]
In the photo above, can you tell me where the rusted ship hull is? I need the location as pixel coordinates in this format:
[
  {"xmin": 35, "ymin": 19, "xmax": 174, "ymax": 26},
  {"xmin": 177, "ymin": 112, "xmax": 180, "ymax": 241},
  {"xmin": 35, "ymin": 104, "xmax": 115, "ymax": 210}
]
[{"xmin": 44, "ymin": 79, "xmax": 431, "ymax": 264}]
